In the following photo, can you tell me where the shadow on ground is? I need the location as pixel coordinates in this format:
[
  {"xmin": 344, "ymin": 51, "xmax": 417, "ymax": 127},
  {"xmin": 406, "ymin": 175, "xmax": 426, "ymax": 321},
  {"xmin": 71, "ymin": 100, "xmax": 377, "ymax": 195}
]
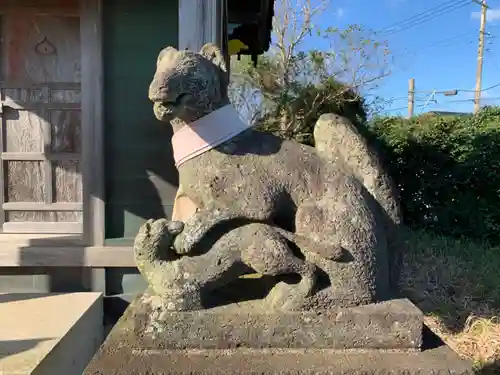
[
  {"xmin": 477, "ymin": 361, "xmax": 500, "ymax": 375},
  {"xmin": 0, "ymin": 293, "xmax": 48, "ymax": 304},
  {"xmin": 0, "ymin": 339, "xmax": 53, "ymax": 360}
]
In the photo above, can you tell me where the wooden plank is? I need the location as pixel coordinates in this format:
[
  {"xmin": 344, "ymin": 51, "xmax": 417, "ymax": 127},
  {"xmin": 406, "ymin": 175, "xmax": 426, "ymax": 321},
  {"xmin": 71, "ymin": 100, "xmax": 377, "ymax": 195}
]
[
  {"xmin": 206, "ymin": 0, "xmax": 224, "ymax": 49},
  {"xmin": 2, "ymin": 107, "xmax": 44, "ymax": 152},
  {"xmin": 0, "ymin": 15, "xmax": 5, "ymax": 229},
  {"xmin": 0, "ymin": 116, "xmax": 5, "ymax": 226},
  {"xmin": 4, "ymin": 161, "xmax": 45, "ymax": 206},
  {"xmin": 178, "ymin": 0, "xmax": 222, "ymax": 51},
  {"xmin": 0, "ymin": 0, "xmax": 79, "ymax": 15},
  {"xmin": 2, "ymin": 98, "xmax": 80, "ymax": 111},
  {"xmin": 42, "ymin": 108, "xmax": 53, "ymax": 205},
  {"xmin": 175, "ymin": 0, "xmax": 224, "ymax": 223},
  {"xmin": 2, "ymin": 11, "xmax": 81, "ymax": 84},
  {"xmin": 178, "ymin": 0, "xmax": 204, "ymax": 51},
  {"xmin": 50, "ymin": 110, "xmax": 82, "ymax": 152},
  {"xmin": 81, "ymin": 0, "xmax": 105, "ymax": 246},
  {"xmin": 0, "ymin": 8, "xmax": 79, "ymax": 17},
  {"xmin": 3, "ymin": 202, "xmax": 82, "ymax": 211},
  {"xmin": 103, "ymin": 0, "xmax": 180, "ymax": 242},
  {"xmin": 0, "ymin": 0, "xmax": 78, "ymax": 5},
  {"xmin": 3, "ymin": 221, "xmax": 82, "ymax": 234},
  {"xmin": 0, "ymin": 233, "xmax": 82, "ymax": 244},
  {"xmin": 0, "ymin": 2, "xmax": 84, "ymax": 236},
  {"xmin": 0, "ymin": 245, "xmax": 135, "ymax": 267},
  {"xmin": 54, "ymin": 160, "xmax": 82, "ymax": 204},
  {"xmin": 1, "ymin": 152, "xmax": 80, "ymax": 161},
  {"xmin": 0, "ymin": 82, "xmax": 80, "ymax": 90}
]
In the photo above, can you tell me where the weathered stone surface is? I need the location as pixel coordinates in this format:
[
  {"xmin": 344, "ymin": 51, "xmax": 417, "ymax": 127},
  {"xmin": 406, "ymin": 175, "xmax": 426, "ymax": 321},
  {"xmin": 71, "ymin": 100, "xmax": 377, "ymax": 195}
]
[
  {"xmin": 84, "ymin": 294, "xmax": 474, "ymax": 375},
  {"xmin": 102, "ymin": 292, "xmax": 423, "ymax": 351},
  {"xmin": 86, "ymin": 346, "xmax": 473, "ymax": 375},
  {"xmin": 135, "ymin": 43, "xmax": 406, "ymax": 312},
  {"xmin": 149, "ymin": 301, "xmax": 422, "ymax": 350}
]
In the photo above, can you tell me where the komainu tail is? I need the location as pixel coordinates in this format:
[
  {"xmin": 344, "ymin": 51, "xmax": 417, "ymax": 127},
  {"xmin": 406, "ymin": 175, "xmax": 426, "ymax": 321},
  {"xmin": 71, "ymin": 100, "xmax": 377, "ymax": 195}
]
[
  {"xmin": 314, "ymin": 113, "xmax": 401, "ymax": 224},
  {"xmin": 314, "ymin": 113, "xmax": 404, "ymax": 290}
]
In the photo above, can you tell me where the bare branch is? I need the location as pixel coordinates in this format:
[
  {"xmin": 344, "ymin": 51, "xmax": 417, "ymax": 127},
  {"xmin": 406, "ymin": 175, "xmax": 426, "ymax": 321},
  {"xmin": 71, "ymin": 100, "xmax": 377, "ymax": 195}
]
[{"xmin": 230, "ymin": 0, "xmax": 392, "ymax": 141}]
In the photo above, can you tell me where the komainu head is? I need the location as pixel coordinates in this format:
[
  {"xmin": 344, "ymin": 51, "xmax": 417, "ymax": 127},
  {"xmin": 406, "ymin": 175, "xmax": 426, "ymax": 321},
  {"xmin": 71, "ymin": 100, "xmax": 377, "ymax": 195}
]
[{"xmin": 148, "ymin": 43, "xmax": 230, "ymax": 124}]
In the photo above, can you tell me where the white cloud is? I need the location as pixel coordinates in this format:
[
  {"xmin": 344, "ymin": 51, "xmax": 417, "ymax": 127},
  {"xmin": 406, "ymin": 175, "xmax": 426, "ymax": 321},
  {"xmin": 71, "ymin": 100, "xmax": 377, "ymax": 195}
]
[
  {"xmin": 335, "ymin": 7, "xmax": 345, "ymax": 18},
  {"xmin": 471, "ymin": 8, "xmax": 500, "ymax": 23}
]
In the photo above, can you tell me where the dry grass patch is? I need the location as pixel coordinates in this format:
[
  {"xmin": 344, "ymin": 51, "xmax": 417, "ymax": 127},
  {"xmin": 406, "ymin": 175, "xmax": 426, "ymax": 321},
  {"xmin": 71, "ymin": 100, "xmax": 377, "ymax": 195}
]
[{"xmin": 402, "ymin": 230, "xmax": 500, "ymax": 372}]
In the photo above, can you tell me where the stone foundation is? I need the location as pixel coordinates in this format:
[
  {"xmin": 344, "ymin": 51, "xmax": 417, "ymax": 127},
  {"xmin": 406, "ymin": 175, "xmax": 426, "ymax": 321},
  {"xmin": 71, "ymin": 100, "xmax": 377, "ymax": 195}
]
[{"xmin": 84, "ymin": 291, "xmax": 473, "ymax": 375}]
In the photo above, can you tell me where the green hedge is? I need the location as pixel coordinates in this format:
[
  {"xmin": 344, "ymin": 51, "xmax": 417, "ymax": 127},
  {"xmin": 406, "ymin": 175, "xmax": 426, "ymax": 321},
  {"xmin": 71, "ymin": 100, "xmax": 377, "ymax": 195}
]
[{"xmin": 368, "ymin": 107, "xmax": 500, "ymax": 242}]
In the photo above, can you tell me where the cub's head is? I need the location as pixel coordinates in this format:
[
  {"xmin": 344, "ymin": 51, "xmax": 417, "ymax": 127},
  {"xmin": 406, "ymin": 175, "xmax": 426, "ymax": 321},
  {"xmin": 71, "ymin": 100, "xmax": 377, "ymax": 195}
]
[{"xmin": 148, "ymin": 43, "xmax": 229, "ymax": 124}]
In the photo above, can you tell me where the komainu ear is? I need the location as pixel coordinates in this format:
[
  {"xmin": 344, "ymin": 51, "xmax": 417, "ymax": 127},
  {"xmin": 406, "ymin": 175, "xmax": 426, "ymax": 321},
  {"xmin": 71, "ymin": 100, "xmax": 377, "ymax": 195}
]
[
  {"xmin": 199, "ymin": 43, "xmax": 228, "ymax": 73},
  {"xmin": 156, "ymin": 46, "xmax": 178, "ymax": 66},
  {"xmin": 199, "ymin": 43, "xmax": 229, "ymax": 94}
]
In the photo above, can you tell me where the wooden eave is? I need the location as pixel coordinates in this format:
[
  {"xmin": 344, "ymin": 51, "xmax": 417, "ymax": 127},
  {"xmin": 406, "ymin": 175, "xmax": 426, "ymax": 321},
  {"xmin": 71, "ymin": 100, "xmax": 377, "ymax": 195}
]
[{"xmin": 227, "ymin": 0, "xmax": 274, "ymax": 56}]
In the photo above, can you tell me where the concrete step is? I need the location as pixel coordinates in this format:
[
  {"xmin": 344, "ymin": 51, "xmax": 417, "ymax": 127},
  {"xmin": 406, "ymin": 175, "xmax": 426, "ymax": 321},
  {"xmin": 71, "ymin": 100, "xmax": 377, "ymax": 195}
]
[{"xmin": 0, "ymin": 292, "xmax": 103, "ymax": 375}]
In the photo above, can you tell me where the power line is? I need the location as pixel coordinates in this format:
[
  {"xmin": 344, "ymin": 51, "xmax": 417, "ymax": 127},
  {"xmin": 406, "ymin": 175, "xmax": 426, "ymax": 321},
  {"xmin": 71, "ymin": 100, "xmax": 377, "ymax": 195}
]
[
  {"xmin": 411, "ymin": 82, "xmax": 500, "ymax": 95},
  {"xmin": 418, "ymin": 25, "xmax": 500, "ymax": 51},
  {"xmin": 389, "ymin": 10, "xmax": 498, "ymax": 74},
  {"xmin": 446, "ymin": 96, "xmax": 500, "ymax": 103},
  {"xmin": 378, "ymin": 1, "xmax": 493, "ymax": 113},
  {"xmin": 418, "ymin": 31, "xmax": 475, "ymax": 49},
  {"xmin": 376, "ymin": 0, "xmax": 463, "ymax": 33},
  {"xmin": 391, "ymin": 31, "xmax": 477, "ymax": 60},
  {"xmin": 388, "ymin": 96, "xmax": 431, "ymax": 102},
  {"xmin": 391, "ymin": 24, "xmax": 499, "ymax": 64},
  {"xmin": 384, "ymin": 105, "xmax": 414, "ymax": 112},
  {"xmin": 377, "ymin": 0, "xmax": 474, "ymax": 37},
  {"xmin": 387, "ymin": 83, "xmax": 500, "ymax": 114},
  {"xmin": 384, "ymin": 103, "xmax": 428, "ymax": 113},
  {"xmin": 386, "ymin": 97, "xmax": 500, "ymax": 113},
  {"xmin": 486, "ymin": 49, "xmax": 500, "ymax": 75},
  {"xmin": 457, "ymin": 82, "xmax": 500, "ymax": 92},
  {"xmin": 385, "ymin": 2, "xmax": 473, "ymax": 37}
]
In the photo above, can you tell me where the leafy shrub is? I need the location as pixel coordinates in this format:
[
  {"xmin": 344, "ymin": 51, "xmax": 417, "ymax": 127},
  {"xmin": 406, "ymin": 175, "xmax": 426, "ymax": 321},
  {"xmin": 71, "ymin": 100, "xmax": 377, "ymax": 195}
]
[
  {"xmin": 254, "ymin": 80, "xmax": 500, "ymax": 242},
  {"xmin": 368, "ymin": 107, "xmax": 500, "ymax": 242},
  {"xmin": 255, "ymin": 79, "xmax": 369, "ymax": 146}
]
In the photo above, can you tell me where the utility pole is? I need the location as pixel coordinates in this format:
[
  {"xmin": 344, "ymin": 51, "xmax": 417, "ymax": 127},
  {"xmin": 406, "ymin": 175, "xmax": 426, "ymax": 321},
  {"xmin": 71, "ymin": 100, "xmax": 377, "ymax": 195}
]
[
  {"xmin": 474, "ymin": 0, "xmax": 487, "ymax": 113},
  {"xmin": 408, "ymin": 78, "xmax": 415, "ymax": 118}
]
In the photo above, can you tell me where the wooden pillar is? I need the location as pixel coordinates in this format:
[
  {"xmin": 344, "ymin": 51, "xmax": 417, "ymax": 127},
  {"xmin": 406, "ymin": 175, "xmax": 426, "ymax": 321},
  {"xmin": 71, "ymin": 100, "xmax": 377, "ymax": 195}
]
[
  {"xmin": 407, "ymin": 78, "xmax": 415, "ymax": 119},
  {"xmin": 178, "ymin": 0, "xmax": 224, "ymax": 51},
  {"xmin": 81, "ymin": 0, "xmax": 105, "ymax": 246},
  {"xmin": 173, "ymin": 0, "xmax": 228, "ymax": 224}
]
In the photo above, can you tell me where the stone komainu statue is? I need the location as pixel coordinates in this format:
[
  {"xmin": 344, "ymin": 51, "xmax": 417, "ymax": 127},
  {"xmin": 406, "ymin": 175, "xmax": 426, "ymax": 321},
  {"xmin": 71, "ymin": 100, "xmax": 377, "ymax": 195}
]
[{"xmin": 133, "ymin": 43, "xmax": 404, "ymax": 311}]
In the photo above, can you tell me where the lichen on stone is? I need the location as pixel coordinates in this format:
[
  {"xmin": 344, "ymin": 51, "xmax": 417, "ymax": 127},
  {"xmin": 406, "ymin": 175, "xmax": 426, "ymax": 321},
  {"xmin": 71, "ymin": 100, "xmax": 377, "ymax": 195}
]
[{"xmin": 133, "ymin": 43, "xmax": 405, "ymax": 312}]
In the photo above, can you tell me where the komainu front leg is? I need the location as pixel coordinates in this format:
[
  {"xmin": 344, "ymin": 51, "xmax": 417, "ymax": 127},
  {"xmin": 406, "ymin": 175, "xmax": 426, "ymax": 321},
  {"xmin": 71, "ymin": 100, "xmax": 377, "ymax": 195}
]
[{"xmin": 172, "ymin": 204, "xmax": 259, "ymax": 255}]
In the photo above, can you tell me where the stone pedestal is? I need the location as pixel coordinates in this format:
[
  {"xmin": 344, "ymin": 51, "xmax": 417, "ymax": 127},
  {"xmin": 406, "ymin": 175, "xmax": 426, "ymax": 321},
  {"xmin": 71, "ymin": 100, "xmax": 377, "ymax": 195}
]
[{"xmin": 84, "ymin": 291, "xmax": 473, "ymax": 375}]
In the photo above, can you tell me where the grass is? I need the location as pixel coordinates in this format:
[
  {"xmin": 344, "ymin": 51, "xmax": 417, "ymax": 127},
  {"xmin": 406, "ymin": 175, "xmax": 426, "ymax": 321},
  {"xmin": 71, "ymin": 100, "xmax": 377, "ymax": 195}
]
[{"xmin": 402, "ymin": 230, "xmax": 500, "ymax": 373}]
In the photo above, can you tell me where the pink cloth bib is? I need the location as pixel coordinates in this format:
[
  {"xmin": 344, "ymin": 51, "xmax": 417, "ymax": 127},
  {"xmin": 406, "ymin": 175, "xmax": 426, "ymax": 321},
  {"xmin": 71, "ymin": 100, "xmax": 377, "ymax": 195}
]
[{"xmin": 171, "ymin": 105, "xmax": 251, "ymax": 168}]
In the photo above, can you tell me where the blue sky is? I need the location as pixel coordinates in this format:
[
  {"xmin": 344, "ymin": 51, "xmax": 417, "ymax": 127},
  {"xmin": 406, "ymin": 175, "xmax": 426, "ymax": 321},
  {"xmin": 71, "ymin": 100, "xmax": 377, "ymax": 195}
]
[{"xmin": 300, "ymin": 0, "xmax": 500, "ymax": 115}]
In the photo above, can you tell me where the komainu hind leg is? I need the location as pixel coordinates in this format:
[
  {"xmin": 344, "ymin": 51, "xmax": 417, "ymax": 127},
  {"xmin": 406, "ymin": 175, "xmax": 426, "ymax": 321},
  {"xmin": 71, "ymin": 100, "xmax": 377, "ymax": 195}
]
[
  {"xmin": 293, "ymin": 191, "xmax": 389, "ymax": 307},
  {"xmin": 239, "ymin": 223, "xmax": 317, "ymax": 311}
]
